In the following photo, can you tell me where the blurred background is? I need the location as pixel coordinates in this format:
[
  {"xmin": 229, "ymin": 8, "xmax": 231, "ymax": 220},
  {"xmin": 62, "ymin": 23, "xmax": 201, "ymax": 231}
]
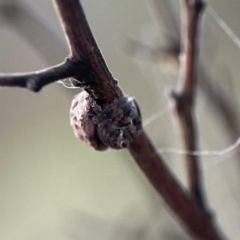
[{"xmin": 0, "ymin": 0, "xmax": 240, "ymax": 239}]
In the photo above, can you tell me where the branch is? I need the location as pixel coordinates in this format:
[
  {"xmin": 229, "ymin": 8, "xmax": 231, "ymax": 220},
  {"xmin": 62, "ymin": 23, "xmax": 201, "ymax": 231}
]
[
  {"xmin": 172, "ymin": 0, "xmax": 206, "ymax": 208},
  {"xmin": 129, "ymin": 131, "xmax": 224, "ymax": 240},
  {"xmin": 54, "ymin": 0, "xmax": 122, "ymax": 105},
  {"xmin": 55, "ymin": 1, "xmax": 224, "ymax": 238},
  {"xmin": 0, "ymin": 0, "xmax": 122, "ymax": 105},
  {"xmin": 127, "ymin": 0, "xmax": 240, "ymax": 149},
  {"xmin": 0, "ymin": 0, "xmax": 225, "ymax": 239},
  {"xmin": 0, "ymin": 59, "xmax": 74, "ymax": 92}
]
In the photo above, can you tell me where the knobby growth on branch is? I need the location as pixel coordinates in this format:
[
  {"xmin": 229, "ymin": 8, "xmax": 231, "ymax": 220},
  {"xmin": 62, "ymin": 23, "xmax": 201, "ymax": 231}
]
[{"xmin": 0, "ymin": 0, "xmax": 226, "ymax": 239}]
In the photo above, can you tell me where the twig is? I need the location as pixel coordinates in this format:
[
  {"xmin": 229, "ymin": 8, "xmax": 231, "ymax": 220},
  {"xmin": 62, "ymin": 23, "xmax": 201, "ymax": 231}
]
[
  {"xmin": 172, "ymin": 0, "xmax": 206, "ymax": 208},
  {"xmin": 0, "ymin": 59, "xmax": 74, "ymax": 91},
  {"xmin": 0, "ymin": 0, "xmax": 225, "ymax": 239},
  {"xmin": 126, "ymin": 0, "xmax": 240, "ymax": 147}
]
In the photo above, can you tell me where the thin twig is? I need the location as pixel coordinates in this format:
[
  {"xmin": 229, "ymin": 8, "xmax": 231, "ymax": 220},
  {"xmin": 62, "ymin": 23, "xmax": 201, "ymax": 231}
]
[
  {"xmin": 172, "ymin": 0, "xmax": 206, "ymax": 208},
  {"xmin": 126, "ymin": 0, "xmax": 240, "ymax": 146},
  {"xmin": 0, "ymin": 0, "xmax": 225, "ymax": 239},
  {"xmin": 0, "ymin": 59, "xmax": 74, "ymax": 91}
]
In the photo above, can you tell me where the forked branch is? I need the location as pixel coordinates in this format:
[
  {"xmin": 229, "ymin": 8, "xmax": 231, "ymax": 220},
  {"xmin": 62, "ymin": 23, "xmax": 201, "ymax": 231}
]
[
  {"xmin": 0, "ymin": 0, "xmax": 225, "ymax": 239},
  {"xmin": 171, "ymin": 0, "xmax": 207, "ymax": 209},
  {"xmin": 54, "ymin": 0, "xmax": 122, "ymax": 105}
]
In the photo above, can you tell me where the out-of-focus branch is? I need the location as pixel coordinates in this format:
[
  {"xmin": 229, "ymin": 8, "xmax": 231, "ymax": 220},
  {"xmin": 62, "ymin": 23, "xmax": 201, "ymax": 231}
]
[
  {"xmin": 124, "ymin": 31, "xmax": 240, "ymax": 150},
  {"xmin": 143, "ymin": 0, "xmax": 240, "ymax": 143},
  {"xmin": 199, "ymin": 67, "xmax": 240, "ymax": 141},
  {"xmin": 0, "ymin": 0, "xmax": 67, "ymax": 64},
  {"xmin": 148, "ymin": 0, "xmax": 180, "ymax": 44},
  {"xmin": 171, "ymin": 0, "xmax": 207, "ymax": 209}
]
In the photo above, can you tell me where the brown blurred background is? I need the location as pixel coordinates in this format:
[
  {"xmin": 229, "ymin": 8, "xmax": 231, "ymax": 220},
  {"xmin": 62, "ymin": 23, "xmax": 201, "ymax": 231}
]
[{"xmin": 0, "ymin": 0, "xmax": 240, "ymax": 239}]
